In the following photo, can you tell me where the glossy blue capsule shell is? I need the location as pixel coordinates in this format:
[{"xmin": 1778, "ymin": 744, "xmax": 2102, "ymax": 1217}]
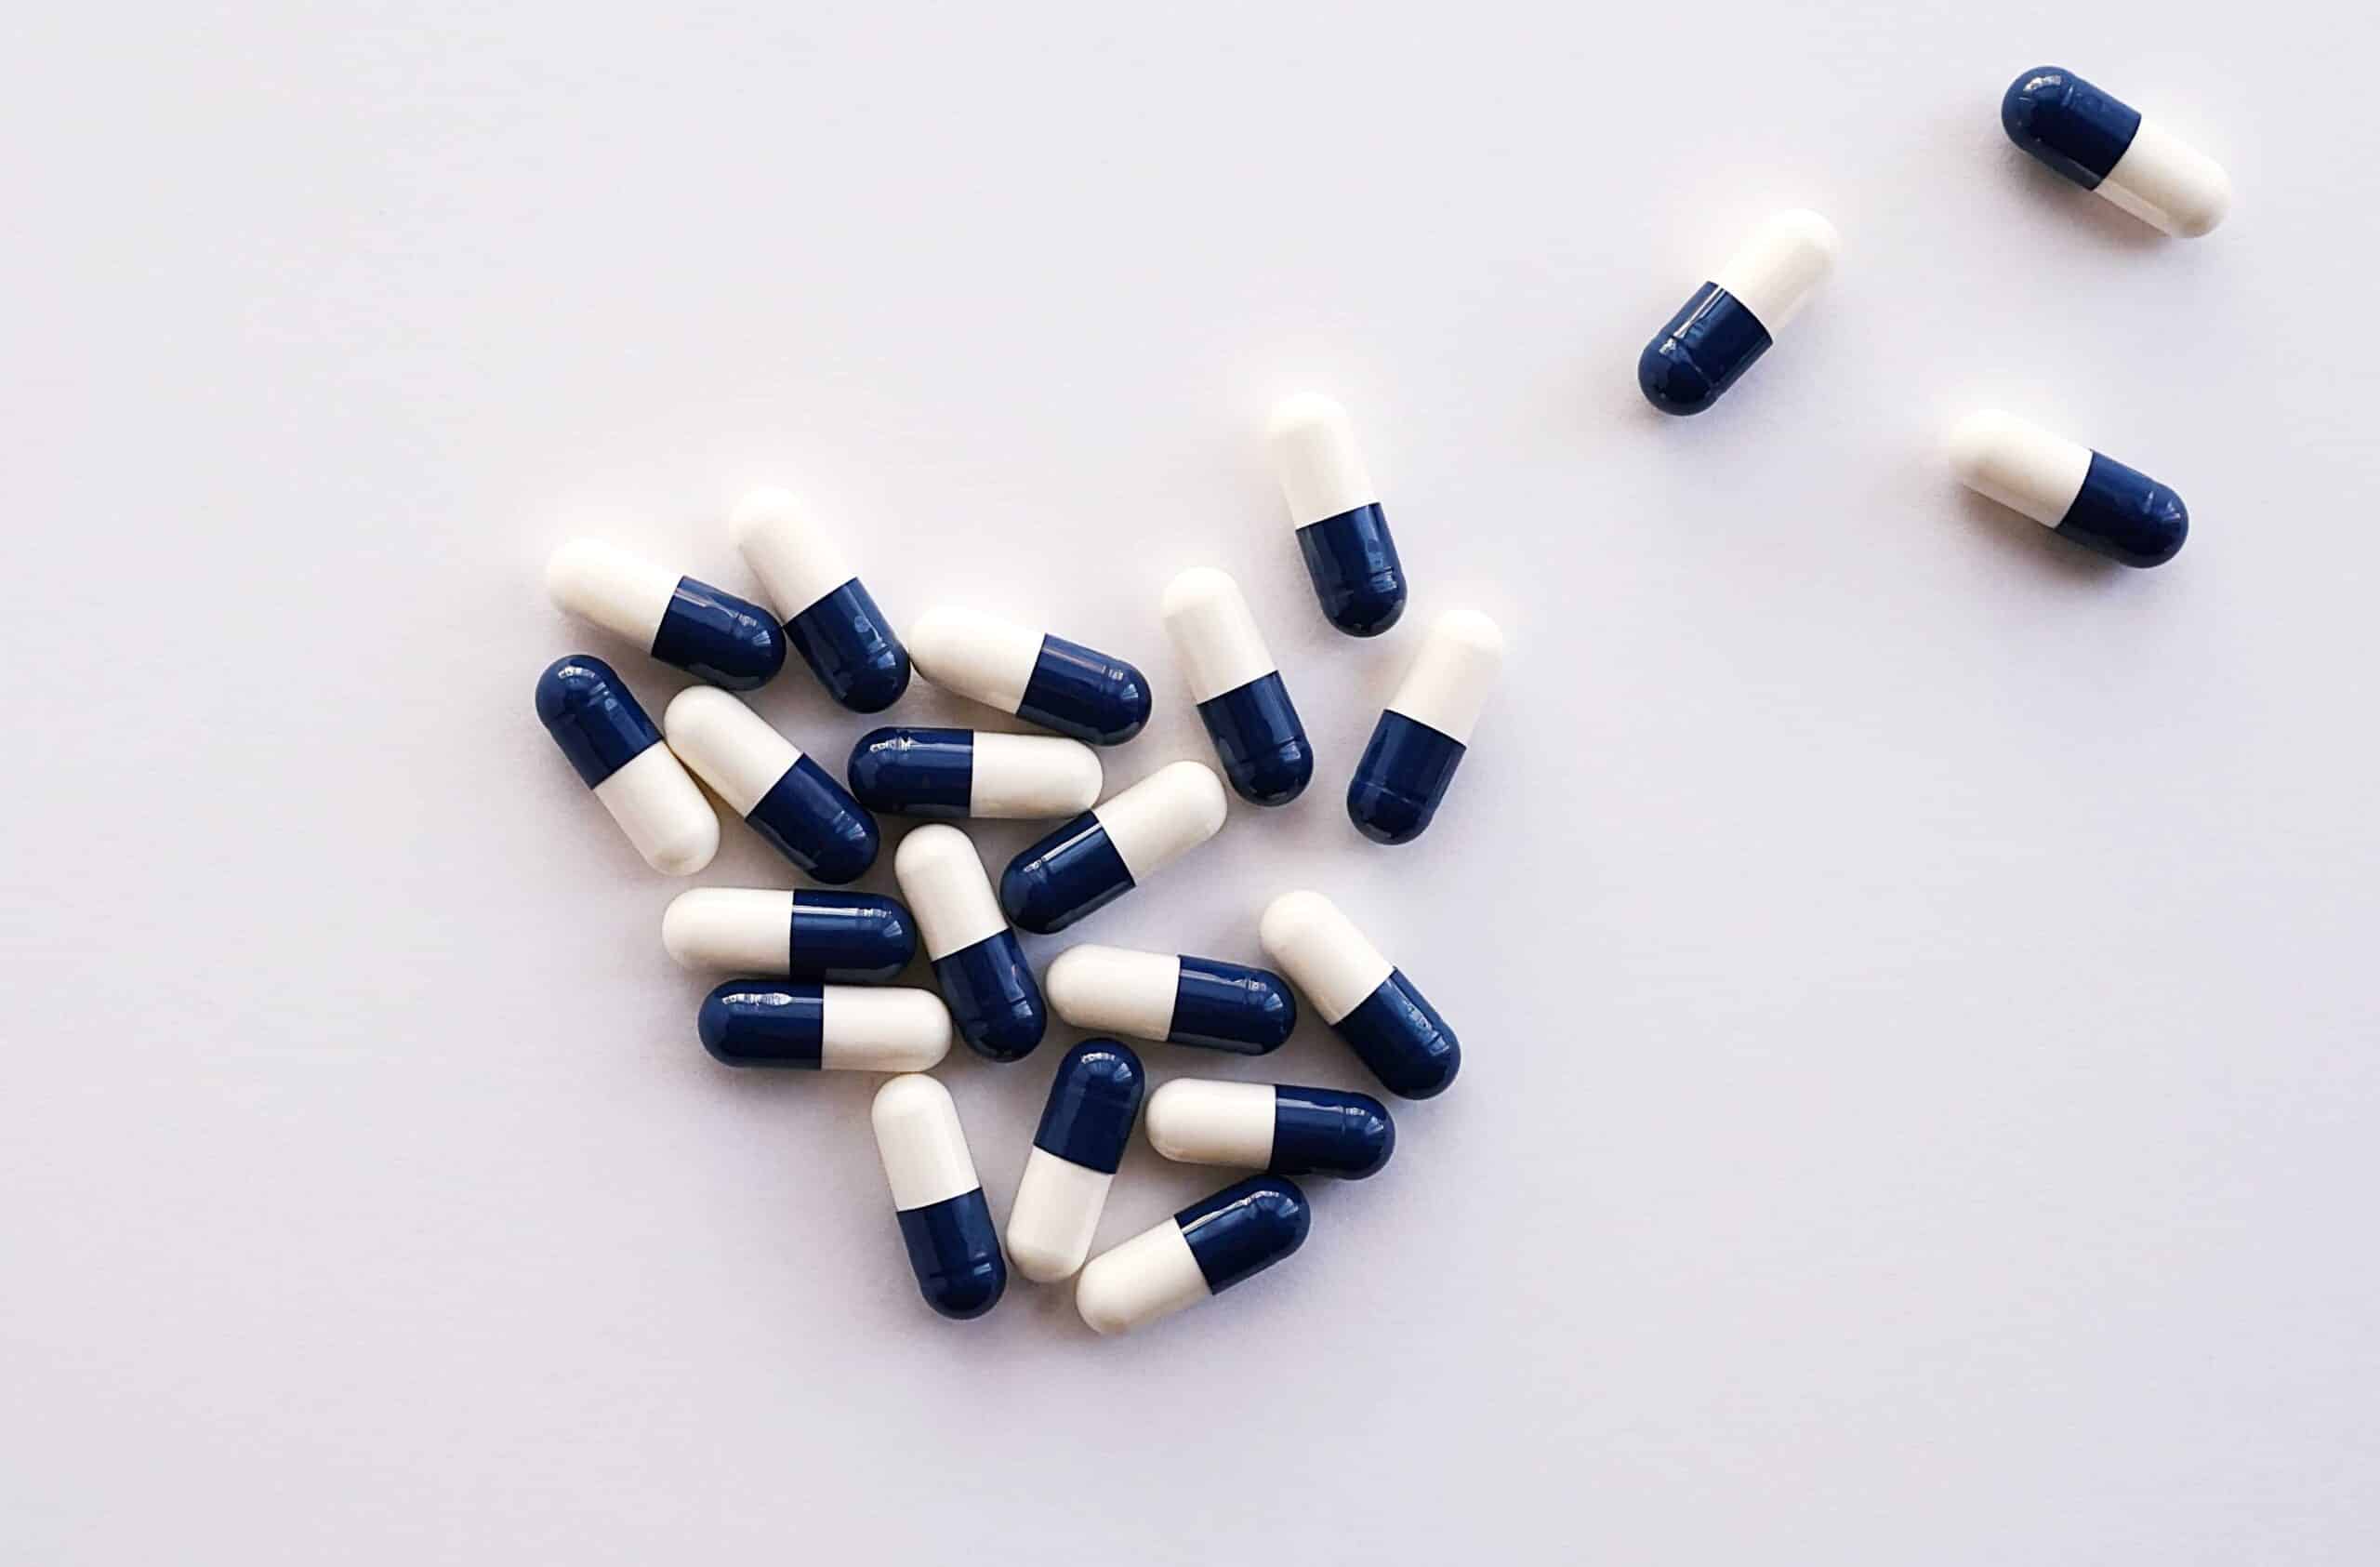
[
  {"xmin": 897, "ymin": 1192, "xmax": 1005, "ymax": 1320},
  {"xmin": 1296, "ymin": 505, "xmax": 1407, "ymax": 637},
  {"xmin": 934, "ymin": 932, "xmax": 1047, "ymax": 1061},
  {"xmin": 1640, "ymin": 284, "xmax": 1772, "ymax": 416},
  {"xmin": 1197, "ymin": 674, "xmax": 1313, "ymax": 806},
  {"xmin": 2002, "ymin": 66, "xmax": 2140, "ymax": 189},
  {"xmin": 1034, "ymin": 1040, "xmax": 1144, "ymax": 1175},
  {"xmin": 1173, "ymin": 958, "xmax": 1297, "ymax": 1055},
  {"xmin": 1347, "ymin": 710, "xmax": 1466, "ymax": 845},
  {"xmin": 648, "ymin": 578, "xmax": 787, "ymax": 691},
  {"xmin": 786, "ymin": 578, "xmax": 910, "ymax": 713},
  {"xmin": 1000, "ymin": 815, "xmax": 1133, "ymax": 936},
  {"xmin": 1272, "ymin": 1086, "xmax": 1395, "ymax": 1179},
  {"xmin": 536, "ymin": 654, "xmax": 661, "ymax": 786},
  {"xmin": 1338, "ymin": 970, "xmax": 1461, "ymax": 1099},
  {"xmin": 698, "ymin": 981, "xmax": 826, "ymax": 1066},
  {"xmin": 2058, "ymin": 451, "xmax": 2189, "ymax": 567},
  {"xmin": 1020, "ymin": 635, "xmax": 1151, "ymax": 746},
  {"xmin": 847, "ymin": 727, "xmax": 973, "ymax": 817},
  {"xmin": 745, "ymin": 754, "xmax": 879, "ymax": 884},
  {"xmin": 789, "ymin": 891, "xmax": 917, "ymax": 983},
  {"xmin": 1180, "ymin": 1176, "xmax": 1311, "ymax": 1293}
]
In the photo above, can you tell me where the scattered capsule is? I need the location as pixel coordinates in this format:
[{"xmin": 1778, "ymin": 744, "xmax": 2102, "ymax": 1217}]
[
  {"xmin": 872, "ymin": 1074, "xmax": 1005, "ymax": 1320},
  {"xmin": 2001, "ymin": 67, "xmax": 2230, "ymax": 238},
  {"xmin": 1639, "ymin": 208, "xmax": 1839, "ymax": 416},
  {"xmin": 545, "ymin": 538, "xmax": 786, "ymax": 691},
  {"xmin": 906, "ymin": 607, "xmax": 1150, "ymax": 746},
  {"xmin": 1260, "ymin": 890, "xmax": 1459, "ymax": 1099},
  {"xmin": 729, "ymin": 486, "xmax": 910, "ymax": 712},
  {"xmin": 697, "ymin": 980, "xmax": 951, "ymax": 1071},
  {"xmin": 535, "ymin": 655, "xmax": 718, "ymax": 875},
  {"xmin": 1006, "ymin": 1040, "xmax": 1144, "ymax": 1283},
  {"xmin": 1348, "ymin": 608, "xmax": 1505, "ymax": 844},
  {"xmin": 846, "ymin": 727, "xmax": 1103, "ymax": 820},
  {"xmin": 1949, "ymin": 410, "xmax": 2188, "ymax": 567},
  {"xmin": 1268, "ymin": 393, "xmax": 1406, "ymax": 636},
  {"xmin": 1161, "ymin": 567, "xmax": 1313, "ymax": 805},
  {"xmin": 893, "ymin": 824, "xmax": 1047, "ymax": 1061},
  {"xmin": 662, "ymin": 687, "xmax": 879, "ymax": 883},
  {"xmin": 1144, "ymin": 1079, "xmax": 1395, "ymax": 1179},
  {"xmin": 1044, "ymin": 944, "xmax": 1296, "ymax": 1056},
  {"xmin": 662, "ymin": 887, "xmax": 917, "ymax": 983},
  {"xmin": 999, "ymin": 762, "xmax": 1227, "ymax": 935},
  {"xmin": 1075, "ymin": 1175, "xmax": 1309, "ymax": 1335}
]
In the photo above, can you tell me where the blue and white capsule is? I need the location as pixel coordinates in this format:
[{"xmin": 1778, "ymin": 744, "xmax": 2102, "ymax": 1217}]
[
  {"xmin": 1006, "ymin": 1040, "xmax": 1144, "ymax": 1283},
  {"xmin": 1348, "ymin": 608, "xmax": 1505, "ymax": 845},
  {"xmin": 730, "ymin": 486, "xmax": 910, "ymax": 712},
  {"xmin": 893, "ymin": 824, "xmax": 1047, "ymax": 1062},
  {"xmin": 535, "ymin": 654, "xmax": 718, "ymax": 875},
  {"xmin": 697, "ymin": 980, "xmax": 951, "ymax": 1070},
  {"xmin": 1043, "ymin": 944, "xmax": 1297, "ymax": 1056},
  {"xmin": 1269, "ymin": 393, "xmax": 1406, "ymax": 637},
  {"xmin": 662, "ymin": 687, "xmax": 879, "ymax": 883},
  {"xmin": 873, "ymin": 1074, "xmax": 1005, "ymax": 1321},
  {"xmin": 1950, "ymin": 410, "xmax": 2188, "ymax": 568},
  {"xmin": 662, "ymin": 886, "xmax": 918, "ymax": 983},
  {"xmin": 1161, "ymin": 567, "xmax": 1313, "ymax": 805},
  {"xmin": 846, "ymin": 727, "xmax": 1103, "ymax": 820},
  {"xmin": 545, "ymin": 538, "xmax": 786, "ymax": 691},
  {"xmin": 1261, "ymin": 890, "xmax": 1459, "ymax": 1099},
  {"xmin": 1145, "ymin": 1078, "xmax": 1395, "ymax": 1180},
  {"xmin": 1075, "ymin": 1175, "xmax": 1309, "ymax": 1335},
  {"xmin": 2002, "ymin": 67, "xmax": 2230, "ymax": 237},
  {"xmin": 999, "ymin": 761, "xmax": 1227, "ymax": 936},
  {"xmin": 906, "ymin": 607, "xmax": 1150, "ymax": 746},
  {"xmin": 1639, "ymin": 209, "xmax": 1839, "ymax": 416}
]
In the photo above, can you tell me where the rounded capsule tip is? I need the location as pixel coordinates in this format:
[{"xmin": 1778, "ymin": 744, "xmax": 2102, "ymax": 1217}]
[
  {"xmin": 1265, "ymin": 391, "xmax": 1351, "ymax": 446},
  {"xmin": 727, "ymin": 485, "xmax": 798, "ymax": 548},
  {"xmin": 1259, "ymin": 889, "xmax": 1334, "ymax": 956},
  {"xmin": 1159, "ymin": 565, "xmax": 1239, "ymax": 623},
  {"xmin": 2000, "ymin": 65, "xmax": 2076, "ymax": 147},
  {"xmin": 1946, "ymin": 408, "xmax": 2020, "ymax": 489}
]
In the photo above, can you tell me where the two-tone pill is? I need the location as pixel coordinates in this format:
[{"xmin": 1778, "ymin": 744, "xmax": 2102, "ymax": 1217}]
[
  {"xmin": 535, "ymin": 654, "xmax": 718, "ymax": 875},
  {"xmin": 1261, "ymin": 890, "xmax": 1459, "ymax": 1099},
  {"xmin": 1144, "ymin": 1079, "xmax": 1395, "ymax": 1179},
  {"xmin": 999, "ymin": 761, "xmax": 1227, "ymax": 935},
  {"xmin": 872, "ymin": 1074, "xmax": 1005, "ymax": 1320},
  {"xmin": 1949, "ymin": 410, "xmax": 2188, "ymax": 567},
  {"xmin": 662, "ymin": 887, "xmax": 917, "ymax": 983},
  {"xmin": 1161, "ymin": 567, "xmax": 1313, "ymax": 806},
  {"xmin": 907, "ymin": 607, "xmax": 1150, "ymax": 746},
  {"xmin": 846, "ymin": 727, "xmax": 1103, "ymax": 820},
  {"xmin": 662, "ymin": 687, "xmax": 879, "ymax": 883},
  {"xmin": 1006, "ymin": 1040, "xmax": 1144, "ymax": 1283},
  {"xmin": 730, "ymin": 486, "xmax": 910, "ymax": 712},
  {"xmin": 1269, "ymin": 393, "xmax": 1406, "ymax": 637},
  {"xmin": 545, "ymin": 538, "xmax": 786, "ymax": 691},
  {"xmin": 1638, "ymin": 208, "xmax": 1839, "ymax": 416},
  {"xmin": 2001, "ymin": 67, "xmax": 2230, "ymax": 238},
  {"xmin": 893, "ymin": 824, "xmax": 1047, "ymax": 1061},
  {"xmin": 698, "ymin": 981, "xmax": 951, "ymax": 1071},
  {"xmin": 1075, "ymin": 1175, "xmax": 1309, "ymax": 1336},
  {"xmin": 1347, "ymin": 609, "xmax": 1504, "ymax": 845},
  {"xmin": 1044, "ymin": 945, "xmax": 1296, "ymax": 1056}
]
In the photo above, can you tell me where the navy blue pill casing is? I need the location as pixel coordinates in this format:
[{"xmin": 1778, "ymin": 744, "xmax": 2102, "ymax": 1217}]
[
  {"xmin": 1336, "ymin": 969, "xmax": 1461, "ymax": 1100},
  {"xmin": 787, "ymin": 578, "xmax": 911, "ymax": 713},
  {"xmin": 848, "ymin": 727, "xmax": 975, "ymax": 817},
  {"xmin": 1018, "ymin": 634, "xmax": 1151, "ymax": 746},
  {"xmin": 1180, "ymin": 1175, "xmax": 1311, "ymax": 1294},
  {"xmin": 1638, "ymin": 210, "xmax": 1838, "ymax": 417},
  {"xmin": 933, "ymin": 931, "xmax": 1048, "ymax": 1062},
  {"xmin": 536, "ymin": 653, "xmax": 662, "ymax": 788},
  {"xmin": 650, "ymin": 577, "xmax": 787, "ymax": 692},
  {"xmin": 1270, "ymin": 1085, "xmax": 1396, "ymax": 1179},
  {"xmin": 789, "ymin": 891, "xmax": 917, "ymax": 982},
  {"xmin": 2002, "ymin": 66, "xmax": 2141, "ymax": 190},
  {"xmin": 1033, "ymin": 1040, "xmax": 1145, "ymax": 1175},
  {"xmin": 1346, "ymin": 710, "xmax": 1467, "ymax": 846},
  {"xmin": 1171, "ymin": 957, "xmax": 1297, "ymax": 1055},
  {"xmin": 1296, "ymin": 505, "xmax": 1407, "ymax": 637}
]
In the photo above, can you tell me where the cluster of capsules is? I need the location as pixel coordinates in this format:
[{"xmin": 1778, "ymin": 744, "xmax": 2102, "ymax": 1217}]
[
  {"xmin": 534, "ymin": 394, "xmax": 1502, "ymax": 1334},
  {"xmin": 1639, "ymin": 65, "xmax": 2227, "ymax": 568}
]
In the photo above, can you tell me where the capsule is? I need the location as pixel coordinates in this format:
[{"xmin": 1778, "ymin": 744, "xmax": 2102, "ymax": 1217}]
[
  {"xmin": 2001, "ymin": 67, "xmax": 2230, "ymax": 238},
  {"xmin": 1075, "ymin": 1175, "xmax": 1309, "ymax": 1335},
  {"xmin": 697, "ymin": 980, "xmax": 951, "ymax": 1070},
  {"xmin": 545, "ymin": 538, "xmax": 786, "ymax": 691},
  {"xmin": 729, "ymin": 486, "xmax": 910, "ymax": 712},
  {"xmin": 906, "ymin": 607, "xmax": 1150, "ymax": 746},
  {"xmin": 845, "ymin": 727, "xmax": 1103, "ymax": 820},
  {"xmin": 1144, "ymin": 1079, "xmax": 1395, "ymax": 1179},
  {"xmin": 893, "ymin": 824, "xmax": 1046, "ymax": 1061},
  {"xmin": 1638, "ymin": 208, "xmax": 1839, "ymax": 416},
  {"xmin": 1949, "ymin": 410, "xmax": 2188, "ymax": 567},
  {"xmin": 999, "ymin": 762, "xmax": 1227, "ymax": 935},
  {"xmin": 1006, "ymin": 1040, "xmax": 1144, "ymax": 1283},
  {"xmin": 662, "ymin": 886, "xmax": 917, "ymax": 983},
  {"xmin": 661, "ymin": 687, "xmax": 879, "ymax": 883},
  {"xmin": 1260, "ymin": 890, "xmax": 1458, "ymax": 1099},
  {"xmin": 1348, "ymin": 608, "xmax": 1505, "ymax": 844},
  {"xmin": 872, "ymin": 1074, "xmax": 1005, "ymax": 1320},
  {"xmin": 1160, "ymin": 567, "xmax": 1313, "ymax": 805},
  {"xmin": 535, "ymin": 654, "xmax": 718, "ymax": 874},
  {"xmin": 1268, "ymin": 393, "xmax": 1406, "ymax": 636},
  {"xmin": 1044, "ymin": 945, "xmax": 1296, "ymax": 1055}
]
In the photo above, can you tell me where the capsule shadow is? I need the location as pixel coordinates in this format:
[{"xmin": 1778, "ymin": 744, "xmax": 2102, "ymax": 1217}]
[
  {"xmin": 2001, "ymin": 148, "xmax": 2165, "ymax": 252},
  {"xmin": 1948, "ymin": 485, "xmax": 2132, "ymax": 587}
]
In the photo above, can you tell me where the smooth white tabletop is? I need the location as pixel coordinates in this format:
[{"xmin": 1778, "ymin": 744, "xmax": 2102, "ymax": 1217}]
[{"xmin": 6, "ymin": 4, "xmax": 2377, "ymax": 1562}]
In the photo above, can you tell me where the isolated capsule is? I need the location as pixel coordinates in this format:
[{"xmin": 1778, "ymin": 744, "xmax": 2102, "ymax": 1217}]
[
  {"xmin": 697, "ymin": 980, "xmax": 951, "ymax": 1070},
  {"xmin": 729, "ymin": 486, "xmax": 910, "ymax": 712},
  {"xmin": 894, "ymin": 824, "xmax": 1046, "ymax": 1061},
  {"xmin": 1075, "ymin": 1175, "xmax": 1309, "ymax": 1335},
  {"xmin": 872, "ymin": 1074, "xmax": 1005, "ymax": 1320},
  {"xmin": 999, "ymin": 762, "xmax": 1228, "ymax": 935},
  {"xmin": 1260, "ymin": 890, "xmax": 1459, "ymax": 1099},
  {"xmin": 662, "ymin": 887, "xmax": 917, "ymax": 983},
  {"xmin": 906, "ymin": 607, "xmax": 1150, "ymax": 746},
  {"xmin": 1161, "ymin": 567, "xmax": 1313, "ymax": 805},
  {"xmin": 1269, "ymin": 393, "xmax": 1406, "ymax": 636},
  {"xmin": 535, "ymin": 655, "xmax": 718, "ymax": 875},
  {"xmin": 2001, "ymin": 67, "xmax": 2230, "ymax": 238},
  {"xmin": 1144, "ymin": 1079, "xmax": 1395, "ymax": 1179},
  {"xmin": 1348, "ymin": 609, "xmax": 1505, "ymax": 844},
  {"xmin": 1044, "ymin": 945, "xmax": 1296, "ymax": 1055},
  {"xmin": 1639, "ymin": 208, "xmax": 1839, "ymax": 416},
  {"xmin": 846, "ymin": 727, "xmax": 1103, "ymax": 820},
  {"xmin": 1006, "ymin": 1040, "xmax": 1144, "ymax": 1283},
  {"xmin": 545, "ymin": 538, "xmax": 786, "ymax": 691},
  {"xmin": 1949, "ymin": 410, "xmax": 2188, "ymax": 567},
  {"xmin": 662, "ymin": 687, "xmax": 879, "ymax": 883}
]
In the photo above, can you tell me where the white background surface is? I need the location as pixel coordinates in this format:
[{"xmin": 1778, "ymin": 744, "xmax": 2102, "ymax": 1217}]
[{"xmin": 5, "ymin": 4, "xmax": 2376, "ymax": 1561}]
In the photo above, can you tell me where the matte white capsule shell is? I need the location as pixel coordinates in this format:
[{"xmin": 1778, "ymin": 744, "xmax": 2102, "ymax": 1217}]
[
  {"xmin": 1268, "ymin": 392, "xmax": 1377, "ymax": 528},
  {"xmin": 1076, "ymin": 1217, "xmax": 1210, "ymax": 1335},
  {"xmin": 729, "ymin": 486, "xmax": 855, "ymax": 619},
  {"xmin": 894, "ymin": 823, "xmax": 1009, "ymax": 960},
  {"xmin": 871, "ymin": 1074, "xmax": 981, "ymax": 1213},
  {"xmin": 663, "ymin": 887, "xmax": 793, "ymax": 972},
  {"xmin": 970, "ymin": 732, "xmax": 1104, "ymax": 817},
  {"xmin": 1006, "ymin": 1148, "xmax": 1113, "ymax": 1284},
  {"xmin": 1386, "ymin": 609, "xmax": 1505, "ymax": 745},
  {"xmin": 591, "ymin": 744, "xmax": 719, "ymax": 875},
  {"xmin": 546, "ymin": 538, "xmax": 676, "ymax": 647},
  {"xmin": 1260, "ymin": 890, "xmax": 1394, "ymax": 1027},
  {"xmin": 2099, "ymin": 120, "xmax": 2231, "ymax": 238},
  {"xmin": 1044, "ymin": 945, "xmax": 1182, "ymax": 1042},
  {"xmin": 1709, "ymin": 209, "xmax": 1839, "ymax": 334},
  {"xmin": 662, "ymin": 686, "xmax": 802, "ymax": 817},
  {"xmin": 905, "ymin": 607, "xmax": 1045, "ymax": 716},
  {"xmin": 1947, "ymin": 409, "xmax": 2094, "ymax": 528},
  {"xmin": 1144, "ymin": 1079, "xmax": 1276, "ymax": 1170},
  {"xmin": 1162, "ymin": 567, "xmax": 1278, "ymax": 703},
  {"xmin": 1096, "ymin": 762, "xmax": 1228, "ymax": 881},
  {"xmin": 820, "ymin": 988, "xmax": 954, "ymax": 1071}
]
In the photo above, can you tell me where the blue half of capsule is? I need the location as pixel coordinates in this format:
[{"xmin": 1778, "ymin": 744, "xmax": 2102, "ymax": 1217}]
[
  {"xmin": 1295, "ymin": 503, "xmax": 1406, "ymax": 637},
  {"xmin": 2001, "ymin": 66, "xmax": 2141, "ymax": 190},
  {"xmin": 698, "ymin": 981, "xmax": 825, "ymax": 1067},
  {"xmin": 648, "ymin": 577, "xmax": 787, "ymax": 692},
  {"xmin": 785, "ymin": 578, "xmax": 910, "ymax": 714},
  {"xmin": 1017, "ymin": 634, "xmax": 1150, "ymax": 745},
  {"xmin": 745, "ymin": 753, "xmax": 879, "ymax": 884},
  {"xmin": 896, "ymin": 1189, "xmax": 1006, "ymax": 1320},
  {"xmin": 846, "ymin": 727, "xmax": 973, "ymax": 817},
  {"xmin": 1346, "ymin": 710, "xmax": 1467, "ymax": 846},
  {"xmin": 1170, "ymin": 958, "xmax": 1297, "ymax": 1055},
  {"xmin": 1034, "ymin": 1039, "xmax": 1144, "ymax": 1175},
  {"xmin": 1197, "ymin": 673, "xmax": 1313, "ymax": 806},
  {"xmin": 787, "ymin": 891, "xmax": 917, "ymax": 983},
  {"xmin": 1179, "ymin": 1175, "xmax": 1311, "ymax": 1293},
  {"xmin": 933, "ymin": 931, "xmax": 1047, "ymax": 1061},
  {"xmin": 1272, "ymin": 1085, "xmax": 1396, "ymax": 1179},
  {"xmin": 1639, "ymin": 284, "xmax": 1772, "ymax": 416},
  {"xmin": 536, "ymin": 654, "xmax": 661, "ymax": 786},
  {"xmin": 999, "ymin": 813, "xmax": 1133, "ymax": 936},
  {"xmin": 1335, "ymin": 969, "xmax": 1460, "ymax": 1099},
  {"xmin": 2057, "ymin": 451, "xmax": 2189, "ymax": 567}
]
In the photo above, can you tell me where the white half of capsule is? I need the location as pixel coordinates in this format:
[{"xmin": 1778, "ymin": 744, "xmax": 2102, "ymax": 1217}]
[
  {"xmin": 1162, "ymin": 568, "xmax": 1278, "ymax": 702},
  {"xmin": 970, "ymin": 732, "xmax": 1104, "ymax": 817},
  {"xmin": 1269, "ymin": 392, "xmax": 1377, "ymax": 528},
  {"xmin": 821, "ymin": 988, "xmax": 954, "ymax": 1071},
  {"xmin": 1947, "ymin": 409, "xmax": 2092, "ymax": 528},
  {"xmin": 592, "ymin": 745, "xmax": 719, "ymax": 875},
  {"xmin": 1076, "ymin": 1215, "xmax": 1210, "ymax": 1335},
  {"xmin": 545, "ymin": 538, "xmax": 679, "ymax": 649},
  {"xmin": 2098, "ymin": 120, "xmax": 2231, "ymax": 238},
  {"xmin": 1006, "ymin": 1148, "xmax": 1113, "ymax": 1284},
  {"xmin": 1260, "ymin": 890, "xmax": 1394, "ymax": 1028},
  {"xmin": 661, "ymin": 686, "xmax": 803, "ymax": 816},
  {"xmin": 1385, "ymin": 609, "xmax": 1505, "ymax": 744},
  {"xmin": 663, "ymin": 887, "xmax": 795, "ymax": 971},
  {"xmin": 1044, "ymin": 945, "xmax": 1181, "ymax": 1041},
  {"xmin": 1094, "ymin": 762, "xmax": 1228, "ymax": 880},
  {"xmin": 872, "ymin": 1074, "xmax": 981, "ymax": 1212},
  {"xmin": 1144, "ymin": 1079, "xmax": 1276, "ymax": 1169},
  {"xmin": 894, "ymin": 823, "xmax": 1008, "ymax": 960},
  {"xmin": 906, "ymin": 607, "xmax": 1044, "ymax": 714},
  {"xmin": 729, "ymin": 486, "xmax": 857, "ymax": 619},
  {"xmin": 1709, "ymin": 208, "xmax": 1839, "ymax": 334}
]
